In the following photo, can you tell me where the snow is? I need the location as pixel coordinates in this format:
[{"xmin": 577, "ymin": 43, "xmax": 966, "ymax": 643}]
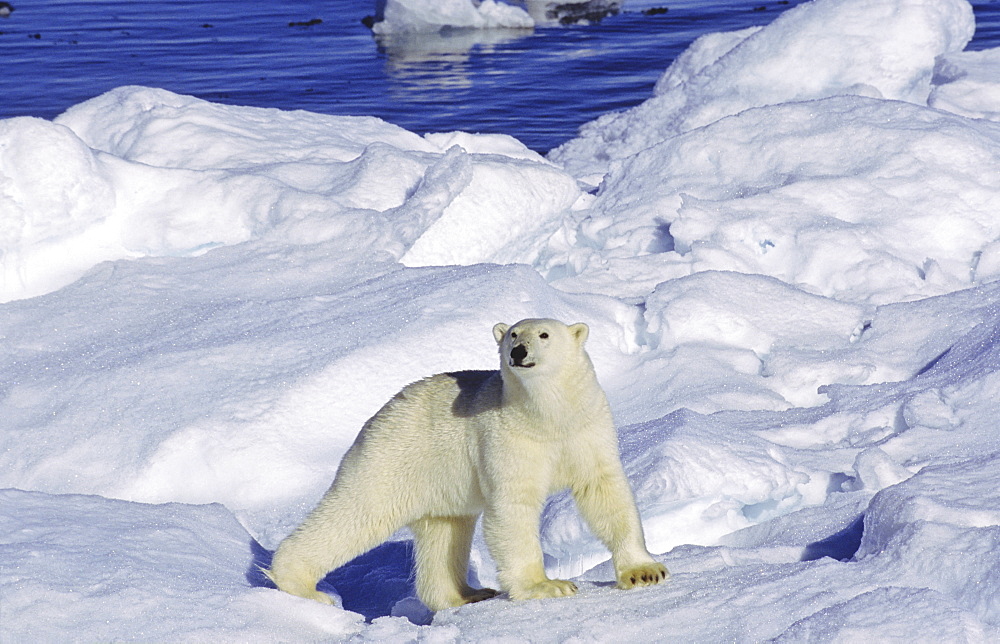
[
  {"xmin": 0, "ymin": 489, "xmax": 366, "ymax": 641},
  {"xmin": 3, "ymin": 0, "xmax": 1000, "ymax": 640},
  {"xmin": 930, "ymin": 47, "xmax": 1000, "ymax": 121},
  {"xmin": 549, "ymin": 0, "xmax": 976, "ymax": 178},
  {"xmin": 540, "ymin": 97, "xmax": 1000, "ymax": 305}
]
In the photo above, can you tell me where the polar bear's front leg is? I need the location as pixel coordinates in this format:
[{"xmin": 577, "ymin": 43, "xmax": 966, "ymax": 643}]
[
  {"xmin": 615, "ymin": 561, "xmax": 669, "ymax": 589},
  {"xmin": 572, "ymin": 470, "xmax": 669, "ymax": 590},
  {"xmin": 482, "ymin": 498, "xmax": 578, "ymax": 601}
]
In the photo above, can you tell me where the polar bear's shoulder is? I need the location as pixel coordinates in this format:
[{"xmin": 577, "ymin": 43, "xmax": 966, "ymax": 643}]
[
  {"xmin": 392, "ymin": 370, "xmax": 502, "ymax": 414},
  {"xmin": 401, "ymin": 370, "xmax": 498, "ymax": 393}
]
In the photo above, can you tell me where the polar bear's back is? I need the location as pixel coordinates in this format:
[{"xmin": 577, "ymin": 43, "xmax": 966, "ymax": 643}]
[
  {"xmin": 350, "ymin": 370, "xmax": 500, "ymax": 450},
  {"xmin": 333, "ymin": 370, "xmax": 502, "ymax": 517}
]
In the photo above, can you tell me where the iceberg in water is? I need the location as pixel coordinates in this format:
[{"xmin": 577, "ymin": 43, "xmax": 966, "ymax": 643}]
[
  {"xmin": 370, "ymin": 0, "xmax": 534, "ymax": 34},
  {"xmin": 367, "ymin": 0, "xmax": 621, "ymax": 33}
]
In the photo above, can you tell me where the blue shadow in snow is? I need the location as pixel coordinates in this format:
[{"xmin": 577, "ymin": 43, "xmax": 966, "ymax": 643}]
[
  {"xmin": 248, "ymin": 538, "xmax": 277, "ymax": 588},
  {"xmin": 801, "ymin": 514, "xmax": 865, "ymax": 562},
  {"xmin": 247, "ymin": 538, "xmax": 417, "ymax": 623},
  {"xmin": 325, "ymin": 540, "xmax": 416, "ymax": 621}
]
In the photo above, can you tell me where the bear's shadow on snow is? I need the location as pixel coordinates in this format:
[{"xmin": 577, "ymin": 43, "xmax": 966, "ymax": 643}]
[
  {"xmin": 248, "ymin": 538, "xmax": 418, "ymax": 622},
  {"xmin": 800, "ymin": 514, "xmax": 865, "ymax": 562}
]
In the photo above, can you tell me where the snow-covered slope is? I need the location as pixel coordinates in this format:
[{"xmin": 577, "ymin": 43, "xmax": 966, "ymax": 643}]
[{"xmin": 3, "ymin": 0, "xmax": 1000, "ymax": 640}]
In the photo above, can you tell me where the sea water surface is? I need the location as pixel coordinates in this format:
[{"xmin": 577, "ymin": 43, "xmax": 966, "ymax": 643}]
[{"xmin": 2, "ymin": 0, "xmax": 1000, "ymax": 152}]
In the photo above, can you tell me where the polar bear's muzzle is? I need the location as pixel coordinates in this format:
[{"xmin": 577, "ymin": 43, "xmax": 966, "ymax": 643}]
[{"xmin": 509, "ymin": 344, "xmax": 535, "ymax": 368}]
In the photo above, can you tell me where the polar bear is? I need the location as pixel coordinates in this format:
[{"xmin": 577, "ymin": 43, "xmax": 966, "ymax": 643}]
[{"xmin": 267, "ymin": 318, "xmax": 667, "ymax": 611}]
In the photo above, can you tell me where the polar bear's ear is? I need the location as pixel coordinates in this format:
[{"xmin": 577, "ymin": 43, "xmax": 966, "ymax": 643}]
[
  {"xmin": 569, "ymin": 323, "xmax": 589, "ymax": 345},
  {"xmin": 493, "ymin": 323, "xmax": 510, "ymax": 344}
]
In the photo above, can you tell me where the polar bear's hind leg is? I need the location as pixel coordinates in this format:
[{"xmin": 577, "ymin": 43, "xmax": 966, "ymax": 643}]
[
  {"xmin": 263, "ymin": 564, "xmax": 337, "ymax": 605},
  {"xmin": 411, "ymin": 515, "xmax": 497, "ymax": 610},
  {"xmin": 267, "ymin": 484, "xmax": 409, "ymax": 605}
]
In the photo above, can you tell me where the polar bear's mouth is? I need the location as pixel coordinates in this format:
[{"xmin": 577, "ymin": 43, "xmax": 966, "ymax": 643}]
[{"xmin": 511, "ymin": 361, "xmax": 536, "ymax": 369}]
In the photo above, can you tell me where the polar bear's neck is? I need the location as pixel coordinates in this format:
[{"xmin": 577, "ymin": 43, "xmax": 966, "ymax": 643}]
[{"xmin": 500, "ymin": 357, "xmax": 602, "ymax": 424}]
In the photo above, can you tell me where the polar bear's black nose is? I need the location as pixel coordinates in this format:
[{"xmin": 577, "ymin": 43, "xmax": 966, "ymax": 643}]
[{"xmin": 510, "ymin": 344, "xmax": 528, "ymax": 365}]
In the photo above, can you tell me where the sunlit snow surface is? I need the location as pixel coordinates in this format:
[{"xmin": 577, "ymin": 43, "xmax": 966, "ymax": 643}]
[{"xmin": 3, "ymin": 0, "xmax": 1000, "ymax": 640}]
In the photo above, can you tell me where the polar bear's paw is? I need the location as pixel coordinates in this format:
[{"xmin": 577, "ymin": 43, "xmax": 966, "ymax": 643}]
[
  {"xmin": 300, "ymin": 589, "xmax": 338, "ymax": 605},
  {"xmin": 512, "ymin": 579, "xmax": 578, "ymax": 601},
  {"xmin": 277, "ymin": 584, "xmax": 337, "ymax": 605},
  {"xmin": 617, "ymin": 562, "xmax": 669, "ymax": 589},
  {"xmin": 460, "ymin": 587, "xmax": 499, "ymax": 605},
  {"xmin": 265, "ymin": 566, "xmax": 338, "ymax": 605}
]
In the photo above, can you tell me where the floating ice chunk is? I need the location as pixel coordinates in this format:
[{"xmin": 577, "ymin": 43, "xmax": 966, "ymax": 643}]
[
  {"xmin": 372, "ymin": 0, "xmax": 533, "ymax": 34},
  {"xmin": 476, "ymin": 0, "xmax": 534, "ymax": 28}
]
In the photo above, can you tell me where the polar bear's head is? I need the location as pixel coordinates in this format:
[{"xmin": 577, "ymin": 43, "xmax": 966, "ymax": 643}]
[{"xmin": 492, "ymin": 318, "xmax": 589, "ymax": 376}]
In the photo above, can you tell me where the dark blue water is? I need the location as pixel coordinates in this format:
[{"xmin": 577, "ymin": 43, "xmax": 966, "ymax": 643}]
[{"xmin": 2, "ymin": 0, "xmax": 999, "ymax": 153}]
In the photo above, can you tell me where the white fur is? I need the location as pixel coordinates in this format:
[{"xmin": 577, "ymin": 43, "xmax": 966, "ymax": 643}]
[{"xmin": 267, "ymin": 318, "xmax": 667, "ymax": 611}]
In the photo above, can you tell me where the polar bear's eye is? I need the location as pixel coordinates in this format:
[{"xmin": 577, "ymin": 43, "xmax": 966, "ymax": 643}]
[
  {"xmin": 540, "ymin": 333, "xmax": 549, "ymax": 339},
  {"xmin": 511, "ymin": 332, "xmax": 517, "ymax": 339}
]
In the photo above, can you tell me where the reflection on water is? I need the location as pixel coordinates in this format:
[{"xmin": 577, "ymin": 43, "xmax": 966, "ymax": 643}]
[
  {"xmin": 364, "ymin": 0, "xmax": 820, "ymax": 148},
  {"xmin": 374, "ymin": 0, "xmax": 624, "ymax": 105}
]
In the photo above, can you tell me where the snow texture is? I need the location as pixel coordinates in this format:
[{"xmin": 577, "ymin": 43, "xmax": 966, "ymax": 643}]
[{"xmin": 3, "ymin": 0, "xmax": 1000, "ymax": 640}]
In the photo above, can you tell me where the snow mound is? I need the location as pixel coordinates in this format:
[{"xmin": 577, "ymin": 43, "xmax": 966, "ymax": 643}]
[
  {"xmin": 0, "ymin": 86, "xmax": 581, "ymax": 302},
  {"xmin": 930, "ymin": 47, "xmax": 1000, "ymax": 121},
  {"xmin": 0, "ymin": 489, "xmax": 365, "ymax": 641},
  {"xmin": 541, "ymin": 96, "xmax": 1000, "ymax": 306},
  {"xmin": 550, "ymin": 0, "xmax": 975, "ymax": 177}
]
